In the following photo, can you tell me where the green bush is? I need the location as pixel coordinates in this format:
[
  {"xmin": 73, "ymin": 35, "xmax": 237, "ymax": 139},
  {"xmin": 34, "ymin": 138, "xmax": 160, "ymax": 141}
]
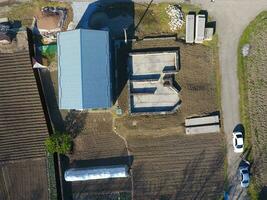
[{"xmin": 45, "ymin": 132, "xmax": 72, "ymax": 154}]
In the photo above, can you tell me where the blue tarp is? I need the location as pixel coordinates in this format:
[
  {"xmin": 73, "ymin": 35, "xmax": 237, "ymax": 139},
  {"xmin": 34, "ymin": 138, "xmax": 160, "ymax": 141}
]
[{"xmin": 58, "ymin": 29, "xmax": 112, "ymax": 109}]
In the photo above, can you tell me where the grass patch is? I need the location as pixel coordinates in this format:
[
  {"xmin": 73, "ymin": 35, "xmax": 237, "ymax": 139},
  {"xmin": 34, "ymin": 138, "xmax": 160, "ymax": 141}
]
[
  {"xmin": 7, "ymin": 0, "xmax": 72, "ymax": 27},
  {"xmin": 238, "ymin": 11, "xmax": 267, "ymax": 199},
  {"xmin": 134, "ymin": 3, "xmax": 201, "ymax": 38}
]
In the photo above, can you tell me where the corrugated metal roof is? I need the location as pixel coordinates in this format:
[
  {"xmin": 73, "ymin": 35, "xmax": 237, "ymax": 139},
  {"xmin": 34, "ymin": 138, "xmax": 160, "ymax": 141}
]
[
  {"xmin": 58, "ymin": 29, "xmax": 112, "ymax": 109},
  {"xmin": 0, "ymin": 51, "xmax": 49, "ymax": 162}
]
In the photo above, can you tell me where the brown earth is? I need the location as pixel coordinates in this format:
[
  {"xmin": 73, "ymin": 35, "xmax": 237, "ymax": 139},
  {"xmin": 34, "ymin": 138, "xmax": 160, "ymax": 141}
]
[
  {"xmin": 65, "ymin": 112, "xmax": 131, "ymax": 199},
  {"xmin": 0, "ymin": 158, "xmax": 49, "ymax": 200},
  {"xmin": 115, "ymin": 39, "xmax": 219, "ymax": 137}
]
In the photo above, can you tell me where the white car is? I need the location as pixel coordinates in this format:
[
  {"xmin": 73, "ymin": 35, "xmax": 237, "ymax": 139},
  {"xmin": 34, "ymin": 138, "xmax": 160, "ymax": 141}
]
[
  {"xmin": 232, "ymin": 132, "xmax": 244, "ymax": 153},
  {"xmin": 239, "ymin": 166, "xmax": 250, "ymax": 188}
]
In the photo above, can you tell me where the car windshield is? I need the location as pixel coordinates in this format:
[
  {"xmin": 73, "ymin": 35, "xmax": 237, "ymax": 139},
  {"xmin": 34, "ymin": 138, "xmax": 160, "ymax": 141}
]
[
  {"xmin": 236, "ymin": 134, "xmax": 242, "ymax": 138},
  {"xmin": 237, "ymin": 145, "xmax": 243, "ymax": 148},
  {"xmin": 242, "ymin": 170, "xmax": 248, "ymax": 174},
  {"xmin": 243, "ymin": 180, "xmax": 249, "ymax": 184}
]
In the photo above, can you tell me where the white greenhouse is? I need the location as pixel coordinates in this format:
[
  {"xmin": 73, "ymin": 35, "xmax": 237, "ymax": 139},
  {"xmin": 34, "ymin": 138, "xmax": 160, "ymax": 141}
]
[{"xmin": 64, "ymin": 165, "xmax": 129, "ymax": 182}]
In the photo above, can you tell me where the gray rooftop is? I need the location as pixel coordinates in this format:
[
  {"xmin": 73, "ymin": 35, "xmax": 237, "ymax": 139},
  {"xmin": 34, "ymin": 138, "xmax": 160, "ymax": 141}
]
[{"xmin": 128, "ymin": 51, "xmax": 180, "ymax": 114}]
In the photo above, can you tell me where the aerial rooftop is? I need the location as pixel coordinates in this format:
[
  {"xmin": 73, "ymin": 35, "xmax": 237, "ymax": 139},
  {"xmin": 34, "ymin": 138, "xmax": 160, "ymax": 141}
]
[
  {"xmin": 57, "ymin": 29, "xmax": 112, "ymax": 110},
  {"xmin": 128, "ymin": 51, "xmax": 180, "ymax": 114},
  {"xmin": 0, "ymin": 48, "xmax": 49, "ymax": 200}
]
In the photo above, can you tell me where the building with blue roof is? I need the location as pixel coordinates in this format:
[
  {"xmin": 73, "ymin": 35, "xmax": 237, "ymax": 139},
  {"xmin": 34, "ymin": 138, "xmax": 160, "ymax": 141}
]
[{"xmin": 57, "ymin": 29, "xmax": 112, "ymax": 109}]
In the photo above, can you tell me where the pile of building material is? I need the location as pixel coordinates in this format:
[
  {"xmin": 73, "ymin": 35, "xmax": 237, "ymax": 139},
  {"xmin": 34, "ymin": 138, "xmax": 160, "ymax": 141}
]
[
  {"xmin": 242, "ymin": 44, "xmax": 250, "ymax": 57},
  {"xmin": 166, "ymin": 5, "xmax": 184, "ymax": 31},
  {"xmin": 185, "ymin": 13, "xmax": 214, "ymax": 44},
  {"xmin": 185, "ymin": 115, "xmax": 220, "ymax": 134},
  {"xmin": 0, "ymin": 18, "xmax": 11, "ymax": 45},
  {"xmin": 34, "ymin": 7, "xmax": 67, "ymax": 44}
]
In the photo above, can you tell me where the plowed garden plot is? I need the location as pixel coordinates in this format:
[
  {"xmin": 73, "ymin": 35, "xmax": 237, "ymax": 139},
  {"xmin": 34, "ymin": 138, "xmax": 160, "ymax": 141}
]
[
  {"xmin": 0, "ymin": 159, "xmax": 49, "ymax": 200},
  {"xmin": 66, "ymin": 112, "xmax": 131, "ymax": 199},
  {"xmin": 129, "ymin": 134, "xmax": 224, "ymax": 199},
  {"xmin": 238, "ymin": 11, "xmax": 267, "ymax": 193},
  {"xmin": 115, "ymin": 39, "xmax": 219, "ymax": 136}
]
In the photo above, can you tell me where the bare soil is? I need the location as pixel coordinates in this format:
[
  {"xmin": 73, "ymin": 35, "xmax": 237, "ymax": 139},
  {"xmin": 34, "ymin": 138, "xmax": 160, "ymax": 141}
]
[
  {"xmin": 0, "ymin": 158, "xmax": 49, "ymax": 200},
  {"xmin": 115, "ymin": 39, "xmax": 218, "ymax": 137}
]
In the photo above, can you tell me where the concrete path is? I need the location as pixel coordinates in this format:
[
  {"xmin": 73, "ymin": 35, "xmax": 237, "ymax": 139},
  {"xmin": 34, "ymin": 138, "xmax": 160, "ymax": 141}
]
[
  {"xmin": 188, "ymin": 1, "xmax": 267, "ymax": 199},
  {"xmin": 69, "ymin": 0, "xmax": 267, "ymax": 199}
]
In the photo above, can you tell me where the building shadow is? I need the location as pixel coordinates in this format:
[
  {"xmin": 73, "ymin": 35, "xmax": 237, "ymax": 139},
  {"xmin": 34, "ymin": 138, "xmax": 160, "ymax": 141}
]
[
  {"xmin": 60, "ymin": 155, "xmax": 73, "ymax": 200},
  {"xmin": 259, "ymin": 186, "xmax": 267, "ymax": 200},
  {"xmin": 71, "ymin": 155, "xmax": 134, "ymax": 168},
  {"xmin": 39, "ymin": 69, "xmax": 65, "ymax": 132},
  {"xmin": 206, "ymin": 21, "xmax": 216, "ymax": 33},
  {"xmin": 74, "ymin": 0, "xmax": 135, "ymax": 106}
]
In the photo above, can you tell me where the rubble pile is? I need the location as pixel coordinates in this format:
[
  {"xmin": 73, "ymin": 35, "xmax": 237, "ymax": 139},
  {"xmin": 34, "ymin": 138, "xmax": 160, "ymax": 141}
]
[{"xmin": 166, "ymin": 5, "xmax": 184, "ymax": 31}]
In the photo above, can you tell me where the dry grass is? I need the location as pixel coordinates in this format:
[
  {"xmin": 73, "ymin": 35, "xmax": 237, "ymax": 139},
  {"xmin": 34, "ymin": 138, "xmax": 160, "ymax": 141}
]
[
  {"xmin": 238, "ymin": 11, "xmax": 267, "ymax": 199},
  {"xmin": 6, "ymin": 0, "xmax": 72, "ymax": 28}
]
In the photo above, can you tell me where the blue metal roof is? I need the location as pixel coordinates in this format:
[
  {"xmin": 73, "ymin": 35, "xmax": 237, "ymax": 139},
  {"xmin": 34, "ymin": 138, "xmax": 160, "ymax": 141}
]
[{"xmin": 58, "ymin": 29, "xmax": 112, "ymax": 109}]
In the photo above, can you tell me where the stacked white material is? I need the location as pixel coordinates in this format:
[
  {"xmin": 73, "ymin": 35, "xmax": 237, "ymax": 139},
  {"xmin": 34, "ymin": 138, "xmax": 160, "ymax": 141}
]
[
  {"xmin": 64, "ymin": 165, "xmax": 129, "ymax": 182},
  {"xmin": 166, "ymin": 5, "xmax": 184, "ymax": 31},
  {"xmin": 185, "ymin": 116, "xmax": 219, "ymax": 127},
  {"xmin": 195, "ymin": 14, "xmax": 206, "ymax": 43},
  {"xmin": 185, "ymin": 14, "xmax": 195, "ymax": 43}
]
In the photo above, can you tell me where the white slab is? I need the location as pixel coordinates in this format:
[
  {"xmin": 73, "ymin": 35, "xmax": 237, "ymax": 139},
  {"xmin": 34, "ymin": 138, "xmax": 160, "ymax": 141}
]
[
  {"xmin": 186, "ymin": 14, "xmax": 195, "ymax": 43},
  {"xmin": 185, "ymin": 115, "xmax": 219, "ymax": 127},
  {"xmin": 186, "ymin": 125, "xmax": 220, "ymax": 135}
]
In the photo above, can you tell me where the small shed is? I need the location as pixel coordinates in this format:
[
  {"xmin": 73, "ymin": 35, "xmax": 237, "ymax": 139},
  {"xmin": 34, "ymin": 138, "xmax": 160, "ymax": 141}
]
[{"xmin": 57, "ymin": 29, "xmax": 112, "ymax": 110}]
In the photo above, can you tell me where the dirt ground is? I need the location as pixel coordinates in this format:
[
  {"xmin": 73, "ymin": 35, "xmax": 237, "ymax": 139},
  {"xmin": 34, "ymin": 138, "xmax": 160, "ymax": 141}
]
[
  {"xmin": 115, "ymin": 39, "xmax": 219, "ymax": 137},
  {"xmin": 0, "ymin": 158, "xmax": 49, "ymax": 200},
  {"xmin": 63, "ymin": 112, "xmax": 131, "ymax": 199},
  {"xmin": 241, "ymin": 12, "xmax": 267, "ymax": 190}
]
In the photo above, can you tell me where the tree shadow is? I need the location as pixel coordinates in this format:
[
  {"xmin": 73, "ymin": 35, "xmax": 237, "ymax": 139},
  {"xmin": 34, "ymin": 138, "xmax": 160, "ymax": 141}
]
[{"xmin": 64, "ymin": 110, "xmax": 88, "ymax": 138}]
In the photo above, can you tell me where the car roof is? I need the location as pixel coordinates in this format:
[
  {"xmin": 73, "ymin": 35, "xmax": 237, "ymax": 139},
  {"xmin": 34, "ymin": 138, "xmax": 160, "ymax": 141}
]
[
  {"xmin": 242, "ymin": 172, "xmax": 249, "ymax": 181},
  {"xmin": 237, "ymin": 138, "xmax": 243, "ymax": 145}
]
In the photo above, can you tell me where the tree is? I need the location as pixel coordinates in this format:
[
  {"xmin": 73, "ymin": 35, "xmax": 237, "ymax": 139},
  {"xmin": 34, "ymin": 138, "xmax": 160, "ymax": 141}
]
[{"xmin": 45, "ymin": 132, "xmax": 72, "ymax": 154}]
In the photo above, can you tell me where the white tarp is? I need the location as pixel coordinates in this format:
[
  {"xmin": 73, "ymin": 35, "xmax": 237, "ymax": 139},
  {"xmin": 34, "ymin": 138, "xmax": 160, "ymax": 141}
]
[{"xmin": 64, "ymin": 165, "xmax": 129, "ymax": 182}]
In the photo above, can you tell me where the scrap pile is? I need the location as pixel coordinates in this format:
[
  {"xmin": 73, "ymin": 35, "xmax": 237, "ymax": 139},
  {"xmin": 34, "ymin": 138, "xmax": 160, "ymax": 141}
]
[
  {"xmin": 0, "ymin": 18, "xmax": 11, "ymax": 45},
  {"xmin": 166, "ymin": 5, "xmax": 184, "ymax": 31}
]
